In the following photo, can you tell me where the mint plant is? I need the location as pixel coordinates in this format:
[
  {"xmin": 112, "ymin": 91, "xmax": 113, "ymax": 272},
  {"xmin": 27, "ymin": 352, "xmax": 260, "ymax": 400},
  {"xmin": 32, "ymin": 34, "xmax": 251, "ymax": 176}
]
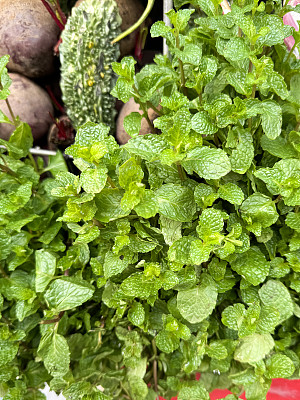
[{"xmin": 1, "ymin": 0, "xmax": 300, "ymax": 399}]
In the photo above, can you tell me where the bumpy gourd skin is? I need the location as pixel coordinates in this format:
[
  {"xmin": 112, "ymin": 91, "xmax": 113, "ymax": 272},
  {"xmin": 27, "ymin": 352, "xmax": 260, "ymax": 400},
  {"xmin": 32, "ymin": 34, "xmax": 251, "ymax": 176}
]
[{"xmin": 60, "ymin": 0, "xmax": 121, "ymax": 129}]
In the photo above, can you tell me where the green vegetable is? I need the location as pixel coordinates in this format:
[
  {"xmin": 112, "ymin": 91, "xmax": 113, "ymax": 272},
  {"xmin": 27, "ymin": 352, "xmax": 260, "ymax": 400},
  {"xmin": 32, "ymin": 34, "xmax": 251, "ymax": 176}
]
[{"xmin": 60, "ymin": 0, "xmax": 121, "ymax": 128}]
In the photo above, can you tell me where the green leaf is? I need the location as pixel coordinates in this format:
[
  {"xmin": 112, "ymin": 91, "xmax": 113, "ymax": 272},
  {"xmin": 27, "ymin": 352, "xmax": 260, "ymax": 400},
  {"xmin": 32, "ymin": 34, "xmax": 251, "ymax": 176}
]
[
  {"xmin": 261, "ymin": 135, "xmax": 298, "ymax": 159},
  {"xmin": 0, "ymin": 182, "xmax": 32, "ymax": 215},
  {"xmin": 124, "ymin": 112, "xmax": 143, "ymax": 138},
  {"xmin": 166, "ymin": 8, "xmax": 195, "ymax": 32},
  {"xmin": 258, "ymin": 280, "xmax": 294, "ymax": 323},
  {"xmin": 0, "ymin": 109, "xmax": 11, "ymax": 124},
  {"xmin": 182, "ymin": 146, "xmax": 231, "ymax": 179},
  {"xmin": 265, "ymin": 353, "xmax": 295, "ymax": 379},
  {"xmin": 134, "ymin": 189, "xmax": 159, "ymax": 218},
  {"xmin": 177, "ymin": 385, "xmax": 210, "ymax": 400},
  {"xmin": 255, "ymin": 159, "xmax": 300, "ymax": 206},
  {"xmin": 240, "ymin": 193, "xmax": 278, "ymax": 229},
  {"xmin": 191, "ymin": 111, "xmax": 217, "ymax": 135},
  {"xmin": 0, "ymin": 341, "xmax": 19, "ymax": 367},
  {"xmin": 128, "ymin": 302, "xmax": 145, "ymax": 326},
  {"xmin": 119, "ymin": 157, "xmax": 144, "ymax": 190},
  {"xmin": 260, "ymin": 101, "xmax": 282, "ymax": 140},
  {"xmin": 95, "ymin": 188, "xmax": 130, "ymax": 223},
  {"xmin": 35, "ymin": 249, "xmax": 56, "ymax": 293},
  {"xmin": 128, "ymin": 376, "xmax": 148, "ymax": 400},
  {"xmin": 160, "ymin": 215, "xmax": 182, "ymax": 246},
  {"xmin": 111, "ymin": 56, "xmax": 136, "ymax": 81},
  {"xmin": 121, "ymin": 272, "xmax": 161, "ymax": 301},
  {"xmin": 177, "ymin": 277, "xmax": 218, "ymax": 323},
  {"xmin": 218, "ymin": 183, "xmax": 244, "ymax": 205},
  {"xmin": 228, "ymin": 128, "xmax": 254, "ymax": 174},
  {"xmin": 103, "ymin": 250, "xmax": 130, "ymax": 278},
  {"xmin": 286, "ymin": 212, "xmax": 300, "ymax": 232},
  {"xmin": 58, "ymin": 199, "xmax": 97, "ymax": 223},
  {"xmin": 216, "ymin": 37, "xmax": 251, "ymax": 61},
  {"xmin": 0, "ymin": 55, "xmax": 11, "ymax": 100},
  {"xmin": 156, "ymin": 330, "xmax": 180, "ymax": 353},
  {"xmin": 234, "ymin": 333, "xmax": 274, "ymax": 363},
  {"xmin": 206, "ymin": 341, "xmax": 228, "ymax": 360},
  {"xmin": 44, "ymin": 277, "xmax": 94, "ymax": 312},
  {"xmin": 156, "ymin": 184, "xmax": 196, "ymax": 222},
  {"xmin": 8, "ymin": 123, "xmax": 33, "ymax": 159},
  {"xmin": 168, "ymin": 236, "xmax": 195, "ymax": 265},
  {"xmin": 231, "ymin": 247, "xmax": 269, "ymax": 286},
  {"xmin": 194, "ymin": 183, "xmax": 219, "ymax": 208},
  {"xmin": 43, "ymin": 151, "xmax": 68, "ymax": 177},
  {"xmin": 38, "ymin": 331, "xmax": 70, "ymax": 377},
  {"xmin": 79, "ymin": 166, "xmax": 107, "ymax": 194},
  {"xmin": 125, "ymin": 134, "xmax": 168, "ymax": 161}
]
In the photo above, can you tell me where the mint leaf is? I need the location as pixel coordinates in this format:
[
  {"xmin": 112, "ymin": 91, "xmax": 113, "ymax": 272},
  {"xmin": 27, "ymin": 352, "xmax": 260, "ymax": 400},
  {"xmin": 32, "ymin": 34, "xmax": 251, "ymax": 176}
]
[
  {"xmin": 191, "ymin": 111, "xmax": 217, "ymax": 135},
  {"xmin": 260, "ymin": 101, "xmax": 282, "ymax": 140},
  {"xmin": 124, "ymin": 112, "xmax": 143, "ymax": 138},
  {"xmin": 35, "ymin": 249, "xmax": 56, "ymax": 293},
  {"xmin": 265, "ymin": 353, "xmax": 295, "ymax": 379},
  {"xmin": 231, "ymin": 247, "xmax": 269, "ymax": 286},
  {"xmin": 38, "ymin": 331, "xmax": 70, "ymax": 377},
  {"xmin": 259, "ymin": 280, "xmax": 294, "ymax": 323},
  {"xmin": 125, "ymin": 135, "xmax": 168, "ymax": 161},
  {"xmin": 79, "ymin": 166, "xmax": 107, "ymax": 194},
  {"xmin": 9, "ymin": 123, "xmax": 33, "ymax": 159},
  {"xmin": 44, "ymin": 278, "xmax": 94, "ymax": 312},
  {"xmin": 234, "ymin": 333, "xmax": 274, "ymax": 363},
  {"xmin": 218, "ymin": 183, "xmax": 244, "ymax": 205},
  {"xmin": 156, "ymin": 184, "xmax": 196, "ymax": 222},
  {"xmin": 182, "ymin": 147, "xmax": 231, "ymax": 179},
  {"xmin": 177, "ymin": 277, "xmax": 218, "ymax": 323}
]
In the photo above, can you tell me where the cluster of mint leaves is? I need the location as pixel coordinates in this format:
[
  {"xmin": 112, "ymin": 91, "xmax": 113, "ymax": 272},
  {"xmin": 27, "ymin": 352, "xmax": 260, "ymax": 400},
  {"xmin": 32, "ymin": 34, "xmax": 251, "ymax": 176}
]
[{"xmin": 1, "ymin": 0, "xmax": 300, "ymax": 398}]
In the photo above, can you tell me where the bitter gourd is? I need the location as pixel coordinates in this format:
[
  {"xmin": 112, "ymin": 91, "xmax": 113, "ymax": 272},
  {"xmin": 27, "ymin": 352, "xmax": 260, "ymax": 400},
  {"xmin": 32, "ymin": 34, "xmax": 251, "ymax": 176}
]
[{"xmin": 60, "ymin": 0, "xmax": 121, "ymax": 129}]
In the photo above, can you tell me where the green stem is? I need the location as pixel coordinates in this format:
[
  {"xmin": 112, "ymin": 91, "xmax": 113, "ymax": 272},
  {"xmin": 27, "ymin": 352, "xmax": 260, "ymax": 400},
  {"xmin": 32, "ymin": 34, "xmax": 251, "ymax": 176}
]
[
  {"xmin": 146, "ymin": 102, "xmax": 162, "ymax": 116},
  {"xmin": 286, "ymin": 41, "xmax": 298, "ymax": 62},
  {"xmin": 0, "ymin": 163, "xmax": 21, "ymax": 182},
  {"xmin": 112, "ymin": 0, "xmax": 155, "ymax": 44},
  {"xmin": 295, "ymin": 120, "xmax": 300, "ymax": 132},
  {"xmin": 28, "ymin": 153, "xmax": 38, "ymax": 172},
  {"xmin": 107, "ymin": 176, "xmax": 116, "ymax": 188},
  {"xmin": 0, "ymin": 265, "xmax": 8, "ymax": 278},
  {"xmin": 175, "ymin": 34, "xmax": 188, "ymax": 96},
  {"xmin": 176, "ymin": 162, "xmax": 186, "ymax": 181}
]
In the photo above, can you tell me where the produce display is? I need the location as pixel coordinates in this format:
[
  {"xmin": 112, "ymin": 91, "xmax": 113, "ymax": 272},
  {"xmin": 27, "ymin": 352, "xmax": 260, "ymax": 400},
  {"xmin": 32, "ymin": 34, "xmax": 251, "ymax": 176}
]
[{"xmin": 0, "ymin": 0, "xmax": 300, "ymax": 400}]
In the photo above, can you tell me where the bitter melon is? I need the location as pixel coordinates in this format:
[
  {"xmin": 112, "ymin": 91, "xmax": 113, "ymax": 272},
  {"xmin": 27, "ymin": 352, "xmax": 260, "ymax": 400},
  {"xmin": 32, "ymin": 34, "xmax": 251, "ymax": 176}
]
[{"xmin": 60, "ymin": 0, "xmax": 121, "ymax": 129}]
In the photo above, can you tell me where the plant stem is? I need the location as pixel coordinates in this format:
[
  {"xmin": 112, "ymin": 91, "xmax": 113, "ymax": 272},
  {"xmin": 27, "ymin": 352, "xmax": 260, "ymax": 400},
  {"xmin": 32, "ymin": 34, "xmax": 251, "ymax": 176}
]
[
  {"xmin": 147, "ymin": 102, "xmax": 162, "ymax": 116},
  {"xmin": 40, "ymin": 311, "xmax": 64, "ymax": 325},
  {"xmin": 112, "ymin": 0, "xmax": 155, "ymax": 44},
  {"xmin": 107, "ymin": 176, "xmax": 116, "ymax": 188},
  {"xmin": 175, "ymin": 35, "xmax": 188, "ymax": 96},
  {"xmin": 5, "ymin": 99, "xmax": 17, "ymax": 126},
  {"xmin": 286, "ymin": 41, "xmax": 298, "ymax": 62},
  {"xmin": 153, "ymin": 359, "xmax": 158, "ymax": 393},
  {"xmin": 40, "ymin": 0, "xmax": 65, "ymax": 30},
  {"xmin": 176, "ymin": 162, "xmax": 186, "ymax": 181},
  {"xmin": 28, "ymin": 153, "xmax": 38, "ymax": 172},
  {"xmin": 0, "ymin": 265, "xmax": 8, "ymax": 278},
  {"xmin": 140, "ymin": 103, "xmax": 156, "ymax": 134},
  {"xmin": 295, "ymin": 120, "xmax": 300, "ymax": 131},
  {"xmin": 0, "ymin": 163, "xmax": 21, "ymax": 181}
]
